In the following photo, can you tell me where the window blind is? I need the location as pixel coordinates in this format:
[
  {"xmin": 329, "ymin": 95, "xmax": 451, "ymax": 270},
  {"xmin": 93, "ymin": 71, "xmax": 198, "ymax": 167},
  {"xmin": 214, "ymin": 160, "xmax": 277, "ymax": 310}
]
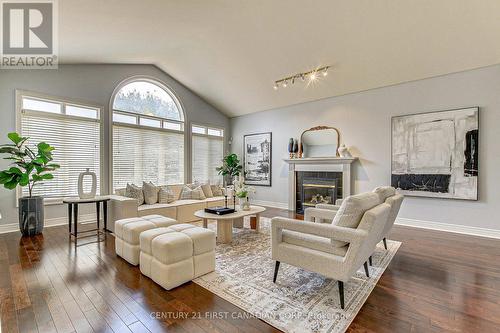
[
  {"xmin": 113, "ymin": 125, "xmax": 184, "ymax": 190},
  {"xmin": 20, "ymin": 111, "xmax": 101, "ymax": 198},
  {"xmin": 192, "ymin": 134, "xmax": 223, "ymax": 184}
]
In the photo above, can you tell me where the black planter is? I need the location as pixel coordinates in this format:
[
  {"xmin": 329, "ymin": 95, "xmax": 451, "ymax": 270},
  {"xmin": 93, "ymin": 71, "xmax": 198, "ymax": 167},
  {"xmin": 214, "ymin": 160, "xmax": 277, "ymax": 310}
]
[{"xmin": 18, "ymin": 196, "xmax": 44, "ymax": 236}]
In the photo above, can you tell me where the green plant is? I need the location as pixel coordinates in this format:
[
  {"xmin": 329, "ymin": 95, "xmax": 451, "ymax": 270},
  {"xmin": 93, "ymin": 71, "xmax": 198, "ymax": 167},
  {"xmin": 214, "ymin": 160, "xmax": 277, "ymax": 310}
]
[
  {"xmin": 216, "ymin": 153, "xmax": 243, "ymax": 179},
  {"xmin": 0, "ymin": 132, "xmax": 60, "ymax": 197}
]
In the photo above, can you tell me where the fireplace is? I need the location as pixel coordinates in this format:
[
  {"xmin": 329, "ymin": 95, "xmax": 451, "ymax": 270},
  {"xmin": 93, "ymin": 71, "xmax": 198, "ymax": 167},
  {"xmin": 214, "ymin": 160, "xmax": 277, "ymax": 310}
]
[
  {"xmin": 284, "ymin": 157, "xmax": 356, "ymax": 213},
  {"xmin": 296, "ymin": 171, "xmax": 342, "ymax": 214}
]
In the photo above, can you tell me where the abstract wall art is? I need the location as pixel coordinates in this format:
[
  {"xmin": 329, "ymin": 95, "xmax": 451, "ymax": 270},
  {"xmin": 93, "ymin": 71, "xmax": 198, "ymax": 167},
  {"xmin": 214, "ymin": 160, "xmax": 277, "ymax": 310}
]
[
  {"xmin": 243, "ymin": 132, "xmax": 272, "ymax": 186},
  {"xmin": 391, "ymin": 107, "xmax": 479, "ymax": 200}
]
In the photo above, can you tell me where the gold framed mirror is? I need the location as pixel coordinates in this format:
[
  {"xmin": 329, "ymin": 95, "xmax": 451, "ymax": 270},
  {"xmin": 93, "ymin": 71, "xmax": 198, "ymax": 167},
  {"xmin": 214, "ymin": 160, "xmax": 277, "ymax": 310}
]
[{"xmin": 299, "ymin": 126, "xmax": 340, "ymax": 158}]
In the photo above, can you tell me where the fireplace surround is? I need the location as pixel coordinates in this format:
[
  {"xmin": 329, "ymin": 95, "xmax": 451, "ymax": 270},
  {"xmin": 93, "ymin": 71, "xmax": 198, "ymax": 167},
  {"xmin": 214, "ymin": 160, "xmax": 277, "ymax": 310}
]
[{"xmin": 284, "ymin": 157, "xmax": 357, "ymax": 213}]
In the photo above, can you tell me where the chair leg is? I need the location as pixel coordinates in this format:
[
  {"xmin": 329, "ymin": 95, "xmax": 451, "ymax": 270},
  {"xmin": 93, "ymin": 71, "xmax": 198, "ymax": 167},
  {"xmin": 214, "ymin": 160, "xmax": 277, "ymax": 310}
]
[
  {"xmin": 364, "ymin": 262, "xmax": 370, "ymax": 277},
  {"xmin": 383, "ymin": 237, "xmax": 388, "ymax": 250},
  {"xmin": 338, "ymin": 281, "xmax": 345, "ymax": 309},
  {"xmin": 369, "ymin": 256, "xmax": 373, "ymax": 266},
  {"xmin": 273, "ymin": 261, "xmax": 280, "ymax": 283}
]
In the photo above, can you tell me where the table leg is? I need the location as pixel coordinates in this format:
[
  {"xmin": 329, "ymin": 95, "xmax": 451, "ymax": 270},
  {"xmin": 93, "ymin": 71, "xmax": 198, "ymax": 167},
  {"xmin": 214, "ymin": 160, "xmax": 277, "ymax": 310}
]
[
  {"xmin": 73, "ymin": 204, "xmax": 79, "ymax": 242},
  {"xmin": 255, "ymin": 213, "xmax": 260, "ymax": 232},
  {"xmin": 68, "ymin": 204, "xmax": 73, "ymax": 234},
  {"xmin": 217, "ymin": 220, "xmax": 233, "ymax": 244},
  {"xmin": 96, "ymin": 202, "xmax": 100, "ymax": 230},
  {"xmin": 233, "ymin": 217, "xmax": 244, "ymax": 229},
  {"xmin": 103, "ymin": 201, "xmax": 108, "ymax": 232},
  {"xmin": 203, "ymin": 218, "xmax": 208, "ymax": 228}
]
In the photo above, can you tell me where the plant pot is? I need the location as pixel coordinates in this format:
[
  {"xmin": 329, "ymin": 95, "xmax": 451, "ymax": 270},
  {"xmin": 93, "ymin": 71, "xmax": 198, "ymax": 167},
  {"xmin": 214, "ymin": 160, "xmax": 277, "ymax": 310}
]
[{"xmin": 18, "ymin": 196, "xmax": 44, "ymax": 236}]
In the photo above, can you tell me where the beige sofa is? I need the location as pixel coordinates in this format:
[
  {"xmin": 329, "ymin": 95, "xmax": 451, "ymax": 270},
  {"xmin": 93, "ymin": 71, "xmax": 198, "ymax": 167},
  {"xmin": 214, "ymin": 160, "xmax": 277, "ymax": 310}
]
[{"xmin": 108, "ymin": 184, "xmax": 225, "ymax": 232}]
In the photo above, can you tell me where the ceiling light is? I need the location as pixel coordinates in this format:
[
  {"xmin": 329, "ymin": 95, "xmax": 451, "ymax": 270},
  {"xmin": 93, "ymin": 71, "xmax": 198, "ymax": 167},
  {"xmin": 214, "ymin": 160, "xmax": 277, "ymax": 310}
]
[{"xmin": 273, "ymin": 65, "xmax": 330, "ymax": 90}]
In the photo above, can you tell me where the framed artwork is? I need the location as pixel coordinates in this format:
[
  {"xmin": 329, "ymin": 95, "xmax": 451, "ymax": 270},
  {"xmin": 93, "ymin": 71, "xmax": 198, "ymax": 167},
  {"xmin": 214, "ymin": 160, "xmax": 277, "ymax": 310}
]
[
  {"xmin": 243, "ymin": 132, "xmax": 272, "ymax": 186},
  {"xmin": 391, "ymin": 107, "xmax": 479, "ymax": 200}
]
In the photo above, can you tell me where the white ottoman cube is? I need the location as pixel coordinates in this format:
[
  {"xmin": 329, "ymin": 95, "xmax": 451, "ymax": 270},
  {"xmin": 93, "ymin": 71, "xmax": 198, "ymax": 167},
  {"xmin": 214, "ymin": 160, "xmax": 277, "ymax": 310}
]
[
  {"xmin": 139, "ymin": 224, "xmax": 215, "ymax": 290},
  {"xmin": 114, "ymin": 215, "xmax": 178, "ymax": 265}
]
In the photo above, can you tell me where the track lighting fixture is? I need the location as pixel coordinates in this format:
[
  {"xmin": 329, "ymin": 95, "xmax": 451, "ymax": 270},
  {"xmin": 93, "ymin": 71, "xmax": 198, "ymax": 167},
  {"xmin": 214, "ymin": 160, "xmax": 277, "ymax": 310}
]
[{"xmin": 273, "ymin": 65, "xmax": 330, "ymax": 90}]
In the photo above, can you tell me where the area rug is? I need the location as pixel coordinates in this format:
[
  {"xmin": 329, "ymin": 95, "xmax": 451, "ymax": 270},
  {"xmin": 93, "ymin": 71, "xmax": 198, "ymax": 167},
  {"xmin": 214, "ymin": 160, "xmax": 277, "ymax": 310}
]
[{"xmin": 193, "ymin": 217, "xmax": 401, "ymax": 333}]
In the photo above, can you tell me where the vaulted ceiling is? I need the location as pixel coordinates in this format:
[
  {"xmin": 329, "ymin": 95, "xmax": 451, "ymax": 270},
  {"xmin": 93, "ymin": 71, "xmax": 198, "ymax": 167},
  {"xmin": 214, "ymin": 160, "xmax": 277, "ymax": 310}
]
[{"xmin": 60, "ymin": 0, "xmax": 500, "ymax": 117}]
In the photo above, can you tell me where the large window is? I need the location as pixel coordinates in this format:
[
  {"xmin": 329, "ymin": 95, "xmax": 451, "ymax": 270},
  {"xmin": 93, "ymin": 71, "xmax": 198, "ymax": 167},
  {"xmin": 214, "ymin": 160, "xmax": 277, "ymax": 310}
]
[
  {"xmin": 192, "ymin": 124, "xmax": 224, "ymax": 184},
  {"xmin": 17, "ymin": 92, "xmax": 101, "ymax": 200},
  {"xmin": 112, "ymin": 79, "xmax": 185, "ymax": 190}
]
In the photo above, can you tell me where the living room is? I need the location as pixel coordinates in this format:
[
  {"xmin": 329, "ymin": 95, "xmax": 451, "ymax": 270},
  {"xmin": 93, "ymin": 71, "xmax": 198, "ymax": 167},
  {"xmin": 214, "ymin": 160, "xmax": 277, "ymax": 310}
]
[{"xmin": 0, "ymin": 1, "xmax": 499, "ymax": 332}]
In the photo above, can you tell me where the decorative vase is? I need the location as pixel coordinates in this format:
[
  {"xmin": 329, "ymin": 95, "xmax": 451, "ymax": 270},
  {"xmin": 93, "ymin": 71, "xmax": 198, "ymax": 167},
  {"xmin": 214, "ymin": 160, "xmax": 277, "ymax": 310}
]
[
  {"xmin": 78, "ymin": 168, "xmax": 97, "ymax": 199},
  {"xmin": 288, "ymin": 138, "xmax": 294, "ymax": 158},
  {"xmin": 18, "ymin": 196, "xmax": 44, "ymax": 236},
  {"xmin": 293, "ymin": 139, "xmax": 299, "ymax": 158},
  {"xmin": 239, "ymin": 197, "xmax": 250, "ymax": 211},
  {"xmin": 338, "ymin": 144, "xmax": 352, "ymax": 158}
]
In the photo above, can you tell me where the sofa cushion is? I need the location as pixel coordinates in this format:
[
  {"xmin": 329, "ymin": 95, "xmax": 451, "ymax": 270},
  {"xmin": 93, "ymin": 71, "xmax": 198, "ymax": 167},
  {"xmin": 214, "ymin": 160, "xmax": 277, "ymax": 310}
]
[
  {"xmin": 373, "ymin": 186, "xmax": 396, "ymax": 203},
  {"xmin": 143, "ymin": 181, "xmax": 159, "ymax": 205},
  {"xmin": 171, "ymin": 199, "xmax": 205, "ymax": 207},
  {"xmin": 332, "ymin": 192, "xmax": 381, "ymax": 229},
  {"xmin": 158, "ymin": 186, "xmax": 176, "ymax": 204},
  {"xmin": 201, "ymin": 184, "xmax": 214, "ymax": 198},
  {"xmin": 282, "ymin": 230, "xmax": 348, "ymax": 256},
  {"xmin": 125, "ymin": 183, "xmax": 144, "ymax": 205}
]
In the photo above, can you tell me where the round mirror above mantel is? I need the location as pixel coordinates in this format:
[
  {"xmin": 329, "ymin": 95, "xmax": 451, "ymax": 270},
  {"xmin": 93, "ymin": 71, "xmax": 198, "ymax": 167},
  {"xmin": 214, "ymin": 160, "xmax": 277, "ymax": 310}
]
[{"xmin": 299, "ymin": 126, "xmax": 340, "ymax": 158}]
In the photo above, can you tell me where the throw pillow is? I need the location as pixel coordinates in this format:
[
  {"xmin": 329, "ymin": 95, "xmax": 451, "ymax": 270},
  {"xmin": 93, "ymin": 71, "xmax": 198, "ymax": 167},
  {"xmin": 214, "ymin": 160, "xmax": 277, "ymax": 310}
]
[
  {"xmin": 158, "ymin": 186, "xmax": 176, "ymax": 204},
  {"xmin": 330, "ymin": 192, "xmax": 380, "ymax": 247},
  {"xmin": 373, "ymin": 186, "xmax": 396, "ymax": 203},
  {"xmin": 201, "ymin": 184, "xmax": 214, "ymax": 198},
  {"xmin": 142, "ymin": 181, "xmax": 159, "ymax": 205},
  {"xmin": 180, "ymin": 185, "xmax": 206, "ymax": 200},
  {"xmin": 125, "ymin": 183, "xmax": 144, "ymax": 205},
  {"xmin": 211, "ymin": 185, "xmax": 223, "ymax": 196},
  {"xmin": 191, "ymin": 186, "xmax": 206, "ymax": 200}
]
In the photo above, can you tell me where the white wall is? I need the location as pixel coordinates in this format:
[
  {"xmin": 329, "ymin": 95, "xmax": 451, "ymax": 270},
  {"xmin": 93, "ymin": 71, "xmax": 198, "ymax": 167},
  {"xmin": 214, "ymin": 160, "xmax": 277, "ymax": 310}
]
[
  {"xmin": 0, "ymin": 64, "xmax": 229, "ymax": 227},
  {"xmin": 230, "ymin": 64, "xmax": 500, "ymax": 230}
]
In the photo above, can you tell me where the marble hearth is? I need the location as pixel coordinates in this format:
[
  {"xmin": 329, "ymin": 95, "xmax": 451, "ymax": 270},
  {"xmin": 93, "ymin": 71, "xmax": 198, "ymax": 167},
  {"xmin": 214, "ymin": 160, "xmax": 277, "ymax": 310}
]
[{"xmin": 283, "ymin": 157, "xmax": 357, "ymax": 212}]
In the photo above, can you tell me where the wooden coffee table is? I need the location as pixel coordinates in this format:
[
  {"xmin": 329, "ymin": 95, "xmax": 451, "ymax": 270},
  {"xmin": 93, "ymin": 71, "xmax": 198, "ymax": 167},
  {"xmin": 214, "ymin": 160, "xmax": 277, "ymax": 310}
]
[{"xmin": 194, "ymin": 206, "xmax": 266, "ymax": 244}]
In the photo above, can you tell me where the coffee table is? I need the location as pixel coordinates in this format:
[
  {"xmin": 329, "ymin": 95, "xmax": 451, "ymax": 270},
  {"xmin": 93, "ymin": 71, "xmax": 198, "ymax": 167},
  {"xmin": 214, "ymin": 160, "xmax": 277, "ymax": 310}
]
[{"xmin": 194, "ymin": 206, "xmax": 266, "ymax": 244}]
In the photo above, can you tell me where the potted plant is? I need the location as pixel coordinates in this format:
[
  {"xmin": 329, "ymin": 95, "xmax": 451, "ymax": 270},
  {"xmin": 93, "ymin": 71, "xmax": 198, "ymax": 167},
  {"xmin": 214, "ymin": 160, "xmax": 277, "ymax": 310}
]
[
  {"xmin": 233, "ymin": 176, "xmax": 255, "ymax": 210},
  {"xmin": 0, "ymin": 132, "xmax": 60, "ymax": 236},
  {"xmin": 216, "ymin": 153, "xmax": 243, "ymax": 186}
]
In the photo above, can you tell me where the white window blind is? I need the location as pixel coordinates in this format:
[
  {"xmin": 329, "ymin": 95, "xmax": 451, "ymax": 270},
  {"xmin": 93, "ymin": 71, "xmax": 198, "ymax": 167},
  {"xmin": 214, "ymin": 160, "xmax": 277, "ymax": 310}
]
[
  {"xmin": 19, "ymin": 97, "xmax": 101, "ymax": 199},
  {"xmin": 113, "ymin": 125, "xmax": 184, "ymax": 189},
  {"xmin": 192, "ymin": 125, "xmax": 224, "ymax": 184}
]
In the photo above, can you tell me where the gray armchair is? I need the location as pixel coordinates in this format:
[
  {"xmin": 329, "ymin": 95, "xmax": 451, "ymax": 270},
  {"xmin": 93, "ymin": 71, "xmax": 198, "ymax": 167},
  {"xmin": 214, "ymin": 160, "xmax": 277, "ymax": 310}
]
[{"xmin": 271, "ymin": 192, "xmax": 391, "ymax": 309}]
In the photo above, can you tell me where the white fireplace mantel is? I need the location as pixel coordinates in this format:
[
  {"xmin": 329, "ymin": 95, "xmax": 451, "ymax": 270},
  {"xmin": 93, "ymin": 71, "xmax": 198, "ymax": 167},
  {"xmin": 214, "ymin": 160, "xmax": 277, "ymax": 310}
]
[{"xmin": 284, "ymin": 157, "xmax": 358, "ymax": 211}]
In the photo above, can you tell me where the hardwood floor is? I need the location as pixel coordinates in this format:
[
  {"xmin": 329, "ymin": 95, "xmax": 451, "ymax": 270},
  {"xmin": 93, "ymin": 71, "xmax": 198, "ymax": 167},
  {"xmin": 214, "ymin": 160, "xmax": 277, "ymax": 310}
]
[{"xmin": 1, "ymin": 207, "xmax": 499, "ymax": 332}]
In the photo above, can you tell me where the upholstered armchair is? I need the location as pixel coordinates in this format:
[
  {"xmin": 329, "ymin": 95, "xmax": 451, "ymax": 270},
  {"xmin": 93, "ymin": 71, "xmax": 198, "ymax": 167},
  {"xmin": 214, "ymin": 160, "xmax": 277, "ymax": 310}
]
[
  {"xmin": 312, "ymin": 186, "xmax": 404, "ymax": 249},
  {"xmin": 271, "ymin": 192, "xmax": 391, "ymax": 309}
]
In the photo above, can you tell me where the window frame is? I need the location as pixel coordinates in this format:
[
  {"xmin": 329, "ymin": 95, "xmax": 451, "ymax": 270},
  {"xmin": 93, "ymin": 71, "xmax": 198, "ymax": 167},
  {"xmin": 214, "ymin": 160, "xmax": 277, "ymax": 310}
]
[
  {"xmin": 15, "ymin": 90, "xmax": 104, "ymax": 205},
  {"xmin": 191, "ymin": 123, "xmax": 225, "ymax": 184},
  {"xmin": 109, "ymin": 76, "xmax": 187, "ymax": 192}
]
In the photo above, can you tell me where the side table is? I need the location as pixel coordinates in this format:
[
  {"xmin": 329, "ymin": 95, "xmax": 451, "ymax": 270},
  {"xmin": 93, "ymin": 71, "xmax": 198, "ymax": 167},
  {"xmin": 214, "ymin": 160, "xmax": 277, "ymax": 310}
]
[{"xmin": 63, "ymin": 196, "xmax": 110, "ymax": 245}]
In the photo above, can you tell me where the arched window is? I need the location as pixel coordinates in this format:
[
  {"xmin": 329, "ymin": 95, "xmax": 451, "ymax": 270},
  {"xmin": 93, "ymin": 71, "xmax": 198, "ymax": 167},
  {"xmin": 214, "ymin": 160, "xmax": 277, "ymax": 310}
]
[{"xmin": 111, "ymin": 78, "xmax": 185, "ymax": 190}]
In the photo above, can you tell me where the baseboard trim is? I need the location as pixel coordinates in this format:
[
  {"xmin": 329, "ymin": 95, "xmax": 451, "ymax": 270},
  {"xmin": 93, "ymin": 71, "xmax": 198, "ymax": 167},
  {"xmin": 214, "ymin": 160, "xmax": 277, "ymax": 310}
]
[
  {"xmin": 0, "ymin": 213, "xmax": 96, "ymax": 234},
  {"xmin": 251, "ymin": 200, "xmax": 289, "ymax": 210},
  {"xmin": 395, "ymin": 218, "xmax": 500, "ymax": 240}
]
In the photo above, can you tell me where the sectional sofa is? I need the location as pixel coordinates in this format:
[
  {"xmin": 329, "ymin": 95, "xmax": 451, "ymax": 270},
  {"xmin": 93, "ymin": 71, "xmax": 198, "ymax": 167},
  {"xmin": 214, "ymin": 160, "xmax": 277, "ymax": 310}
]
[{"xmin": 107, "ymin": 184, "xmax": 225, "ymax": 232}]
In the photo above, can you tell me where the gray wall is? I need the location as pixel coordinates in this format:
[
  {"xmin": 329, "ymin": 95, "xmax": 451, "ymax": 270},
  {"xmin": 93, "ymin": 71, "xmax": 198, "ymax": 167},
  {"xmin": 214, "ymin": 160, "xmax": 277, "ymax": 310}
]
[
  {"xmin": 0, "ymin": 64, "xmax": 229, "ymax": 225},
  {"xmin": 231, "ymin": 64, "xmax": 500, "ymax": 230}
]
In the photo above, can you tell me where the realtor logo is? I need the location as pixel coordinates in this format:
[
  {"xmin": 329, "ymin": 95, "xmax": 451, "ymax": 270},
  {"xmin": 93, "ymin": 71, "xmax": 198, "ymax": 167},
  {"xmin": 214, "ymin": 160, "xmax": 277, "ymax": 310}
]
[{"xmin": 1, "ymin": 0, "xmax": 58, "ymax": 68}]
